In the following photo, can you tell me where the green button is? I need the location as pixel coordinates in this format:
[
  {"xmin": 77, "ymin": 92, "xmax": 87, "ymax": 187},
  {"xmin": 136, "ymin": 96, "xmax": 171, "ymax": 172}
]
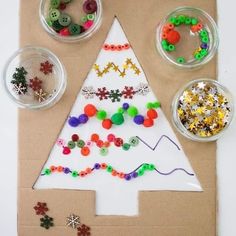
[
  {"xmin": 49, "ymin": 9, "xmax": 60, "ymax": 22},
  {"xmin": 100, "ymin": 147, "xmax": 108, "ymax": 156},
  {"xmin": 200, "ymin": 30, "xmax": 208, "ymax": 37},
  {"xmin": 87, "ymin": 14, "xmax": 95, "ymax": 21},
  {"xmin": 68, "ymin": 141, "xmax": 75, "ymax": 149},
  {"xmin": 50, "ymin": 0, "xmax": 60, "ymax": 9},
  {"xmin": 185, "ymin": 17, "xmax": 192, "ymax": 25},
  {"xmin": 52, "ymin": 20, "xmax": 64, "ymax": 31},
  {"xmin": 177, "ymin": 15, "xmax": 186, "ymax": 23},
  {"xmin": 142, "ymin": 164, "xmax": 149, "ymax": 170},
  {"xmin": 201, "ymin": 36, "xmax": 209, "ymax": 43},
  {"xmin": 69, "ymin": 23, "xmax": 81, "ymax": 35},
  {"xmin": 122, "ymin": 143, "xmax": 130, "ymax": 151},
  {"xmin": 81, "ymin": 16, "xmax": 88, "ymax": 23},
  {"xmin": 58, "ymin": 13, "xmax": 71, "ymax": 26},
  {"xmin": 77, "ymin": 140, "xmax": 85, "ymax": 148},
  {"xmin": 129, "ymin": 137, "xmax": 139, "ymax": 147},
  {"xmin": 138, "ymin": 169, "xmax": 144, "ymax": 176},
  {"xmin": 191, "ymin": 17, "xmax": 198, "ymax": 25}
]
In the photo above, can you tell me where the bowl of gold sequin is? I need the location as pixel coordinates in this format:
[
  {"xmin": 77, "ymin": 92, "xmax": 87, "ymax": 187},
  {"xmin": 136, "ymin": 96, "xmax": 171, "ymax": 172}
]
[
  {"xmin": 172, "ymin": 79, "xmax": 234, "ymax": 141},
  {"xmin": 3, "ymin": 46, "xmax": 67, "ymax": 109}
]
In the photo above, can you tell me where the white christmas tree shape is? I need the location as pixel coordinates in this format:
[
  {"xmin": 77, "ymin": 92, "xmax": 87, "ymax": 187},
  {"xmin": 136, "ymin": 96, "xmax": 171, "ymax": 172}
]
[{"xmin": 34, "ymin": 18, "xmax": 202, "ymax": 216}]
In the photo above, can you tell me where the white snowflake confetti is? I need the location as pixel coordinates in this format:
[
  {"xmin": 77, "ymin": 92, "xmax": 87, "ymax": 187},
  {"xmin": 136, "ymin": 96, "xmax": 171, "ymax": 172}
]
[
  {"xmin": 135, "ymin": 83, "xmax": 150, "ymax": 96},
  {"xmin": 13, "ymin": 83, "xmax": 27, "ymax": 95},
  {"xmin": 34, "ymin": 89, "xmax": 48, "ymax": 103},
  {"xmin": 81, "ymin": 86, "xmax": 95, "ymax": 99},
  {"xmin": 66, "ymin": 214, "xmax": 80, "ymax": 229}
]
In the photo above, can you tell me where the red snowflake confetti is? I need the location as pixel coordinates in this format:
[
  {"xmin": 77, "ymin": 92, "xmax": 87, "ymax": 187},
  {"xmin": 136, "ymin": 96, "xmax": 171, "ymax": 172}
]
[
  {"xmin": 122, "ymin": 86, "xmax": 136, "ymax": 99},
  {"xmin": 40, "ymin": 61, "xmax": 53, "ymax": 75},
  {"xmin": 77, "ymin": 224, "xmax": 91, "ymax": 236},
  {"xmin": 29, "ymin": 77, "xmax": 42, "ymax": 91},
  {"xmin": 96, "ymin": 87, "xmax": 109, "ymax": 100},
  {"xmin": 34, "ymin": 202, "xmax": 49, "ymax": 215}
]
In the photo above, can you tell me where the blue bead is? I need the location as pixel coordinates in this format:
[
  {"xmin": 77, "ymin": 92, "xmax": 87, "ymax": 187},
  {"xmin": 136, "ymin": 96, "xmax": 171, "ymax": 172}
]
[
  {"xmin": 122, "ymin": 103, "xmax": 129, "ymax": 110},
  {"xmin": 201, "ymin": 43, "xmax": 208, "ymax": 49},
  {"xmin": 94, "ymin": 163, "xmax": 100, "ymax": 169},
  {"xmin": 133, "ymin": 115, "xmax": 144, "ymax": 125},
  {"xmin": 132, "ymin": 172, "xmax": 138, "ymax": 178},
  {"xmin": 68, "ymin": 117, "xmax": 80, "ymax": 127},
  {"xmin": 78, "ymin": 114, "xmax": 89, "ymax": 124},
  {"xmin": 64, "ymin": 167, "xmax": 71, "ymax": 174},
  {"xmin": 125, "ymin": 174, "xmax": 131, "ymax": 181}
]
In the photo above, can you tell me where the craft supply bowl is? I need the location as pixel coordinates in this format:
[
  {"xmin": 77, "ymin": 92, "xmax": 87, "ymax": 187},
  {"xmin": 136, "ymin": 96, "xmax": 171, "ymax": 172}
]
[
  {"xmin": 39, "ymin": 0, "xmax": 102, "ymax": 43},
  {"xmin": 172, "ymin": 79, "xmax": 234, "ymax": 142},
  {"xmin": 156, "ymin": 7, "xmax": 219, "ymax": 69},
  {"xmin": 3, "ymin": 46, "xmax": 67, "ymax": 109}
]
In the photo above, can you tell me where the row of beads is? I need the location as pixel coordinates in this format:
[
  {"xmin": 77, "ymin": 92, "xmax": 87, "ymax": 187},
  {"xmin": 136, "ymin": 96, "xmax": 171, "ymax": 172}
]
[
  {"xmin": 42, "ymin": 163, "xmax": 157, "ymax": 181},
  {"xmin": 59, "ymin": 133, "xmax": 139, "ymax": 156},
  {"xmin": 103, "ymin": 43, "xmax": 131, "ymax": 51},
  {"xmin": 68, "ymin": 102, "xmax": 160, "ymax": 129}
]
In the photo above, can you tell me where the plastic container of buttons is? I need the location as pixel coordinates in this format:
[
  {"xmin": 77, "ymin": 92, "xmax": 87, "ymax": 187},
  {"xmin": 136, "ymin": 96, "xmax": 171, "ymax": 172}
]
[
  {"xmin": 172, "ymin": 78, "xmax": 234, "ymax": 142},
  {"xmin": 156, "ymin": 7, "xmax": 219, "ymax": 69},
  {"xmin": 3, "ymin": 46, "xmax": 67, "ymax": 109},
  {"xmin": 39, "ymin": 0, "xmax": 102, "ymax": 43}
]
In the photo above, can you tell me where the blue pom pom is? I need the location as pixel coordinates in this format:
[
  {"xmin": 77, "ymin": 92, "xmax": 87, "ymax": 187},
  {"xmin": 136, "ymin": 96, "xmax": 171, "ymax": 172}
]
[
  {"xmin": 68, "ymin": 117, "xmax": 80, "ymax": 127},
  {"xmin": 133, "ymin": 115, "xmax": 144, "ymax": 125}
]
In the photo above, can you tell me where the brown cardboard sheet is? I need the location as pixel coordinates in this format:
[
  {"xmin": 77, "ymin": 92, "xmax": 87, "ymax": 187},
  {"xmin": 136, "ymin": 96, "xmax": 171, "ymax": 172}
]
[{"xmin": 18, "ymin": 0, "xmax": 217, "ymax": 235}]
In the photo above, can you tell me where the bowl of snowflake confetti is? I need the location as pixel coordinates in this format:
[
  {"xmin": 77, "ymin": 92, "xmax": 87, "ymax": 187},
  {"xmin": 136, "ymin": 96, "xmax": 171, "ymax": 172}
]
[
  {"xmin": 172, "ymin": 79, "xmax": 234, "ymax": 141},
  {"xmin": 3, "ymin": 46, "xmax": 67, "ymax": 109},
  {"xmin": 156, "ymin": 6, "xmax": 219, "ymax": 69},
  {"xmin": 40, "ymin": 0, "xmax": 102, "ymax": 43}
]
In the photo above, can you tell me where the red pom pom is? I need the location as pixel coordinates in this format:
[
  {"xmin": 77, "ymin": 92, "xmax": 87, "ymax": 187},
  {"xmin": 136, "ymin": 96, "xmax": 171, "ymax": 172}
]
[
  {"xmin": 59, "ymin": 28, "xmax": 70, "ymax": 36},
  {"xmin": 143, "ymin": 118, "xmax": 154, "ymax": 127},
  {"xmin": 84, "ymin": 104, "xmax": 97, "ymax": 117},
  {"xmin": 166, "ymin": 30, "xmax": 180, "ymax": 44},
  {"xmin": 147, "ymin": 109, "xmax": 158, "ymax": 119},
  {"xmin": 102, "ymin": 119, "xmax": 112, "ymax": 129}
]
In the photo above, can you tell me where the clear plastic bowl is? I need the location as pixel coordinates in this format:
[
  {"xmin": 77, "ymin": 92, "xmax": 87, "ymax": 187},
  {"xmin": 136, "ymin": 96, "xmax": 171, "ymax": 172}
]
[
  {"xmin": 39, "ymin": 0, "xmax": 102, "ymax": 43},
  {"xmin": 156, "ymin": 7, "xmax": 219, "ymax": 69},
  {"xmin": 172, "ymin": 78, "xmax": 234, "ymax": 142},
  {"xmin": 3, "ymin": 46, "xmax": 67, "ymax": 110}
]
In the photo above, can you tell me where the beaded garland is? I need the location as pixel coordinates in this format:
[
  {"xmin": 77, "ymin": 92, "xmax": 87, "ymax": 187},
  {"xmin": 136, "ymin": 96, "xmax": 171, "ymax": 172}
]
[
  {"xmin": 58, "ymin": 133, "xmax": 139, "ymax": 156},
  {"xmin": 47, "ymin": 0, "xmax": 98, "ymax": 36},
  {"xmin": 103, "ymin": 43, "xmax": 131, "ymax": 51},
  {"xmin": 68, "ymin": 102, "xmax": 161, "ymax": 129},
  {"xmin": 41, "ymin": 162, "xmax": 194, "ymax": 181},
  {"xmin": 81, "ymin": 84, "xmax": 150, "ymax": 102},
  {"xmin": 161, "ymin": 14, "xmax": 210, "ymax": 64}
]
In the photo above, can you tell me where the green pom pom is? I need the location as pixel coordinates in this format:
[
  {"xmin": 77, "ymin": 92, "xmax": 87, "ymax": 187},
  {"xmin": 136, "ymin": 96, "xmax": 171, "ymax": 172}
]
[
  {"xmin": 146, "ymin": 102, "xmax": 153, "ymax": 109},
  {"xmin": 44, "ymin": 169, "xmax": 51, "ymax": 175},
  {"xmin": 152, "ymin": 101, "xmax": 161, "ymax": 108},
  {"xmin": 117, "ymin": 107, "xmax": 125, "ymax": 114},
  {"xmin": 72, "ymin": 171, "xmax": 78, "ymax": 177},
  {"xmin": 111, "ymin": 113, "xmax": 124, "ymax": 125},
  {"xmin": 96, "ymin": 110, "xmax": 107, "ymax": 120},
  {"xmin": 127, "ymin": 106, "xmax": 138, "ymax": 117},
  {"xmin": 106, "ymin": 165, "xmax": 113, "ymax": 173}
]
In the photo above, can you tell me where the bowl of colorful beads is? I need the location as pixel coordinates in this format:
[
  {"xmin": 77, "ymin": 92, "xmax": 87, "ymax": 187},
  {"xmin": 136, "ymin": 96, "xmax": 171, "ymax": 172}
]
[
  {"xmin": 172, "ymin": 79, "xmax": 234, "ymax": 141},
  {"xmin": 3, "ymin": 46, "xmax": 67, "ymax": 109},
  {"xmin": 156, "ymin": 7, "xmax": 219, "ymax": 69},
  {"xmin": 39, "ymin": 0, "xmax": 102, "ymax": 43}
]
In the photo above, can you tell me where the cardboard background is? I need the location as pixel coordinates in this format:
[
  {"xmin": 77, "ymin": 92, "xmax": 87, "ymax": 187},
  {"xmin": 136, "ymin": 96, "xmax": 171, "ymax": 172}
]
[{"xmin": 18, "ymin": 0, "xmax": 217, "ymax": 235}]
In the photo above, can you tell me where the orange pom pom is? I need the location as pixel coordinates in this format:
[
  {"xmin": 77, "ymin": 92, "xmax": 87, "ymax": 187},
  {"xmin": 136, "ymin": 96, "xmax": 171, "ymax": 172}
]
[
  {"xmin": 147, "ymin": 109, "xmax": 158, "ymax": 119},
  {"xmin": 143, "ymin": 118, "xmax": 154, "ymax": 127},
  {"xmin": 166, "ymin": 30, "xmax": 180, "ymax": 44},
  {"xmin": 102, "ymin": 119, "xmax": 112, "ymax": 129},
  {"xmin": 84, "ymin": 104, "xmax": 97, "ymax": 117}
]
